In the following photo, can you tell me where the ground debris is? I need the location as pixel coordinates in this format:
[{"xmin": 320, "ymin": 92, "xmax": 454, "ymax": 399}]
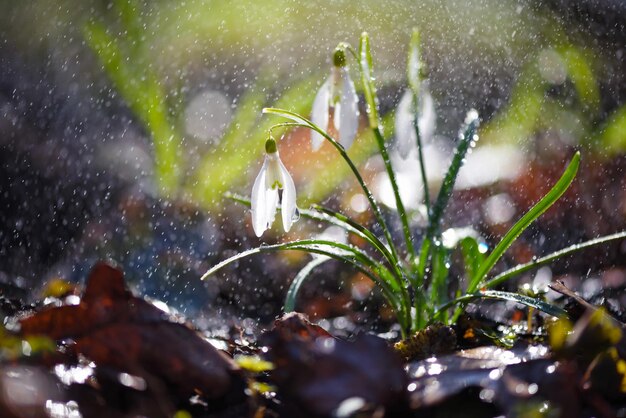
[
  {"xmin": 14, "ymin": 261, "xmax": 249, "ymax": 417},
  {"xmin": 260, "ymin": 313, "xmax": 409, "ymax": 417}
]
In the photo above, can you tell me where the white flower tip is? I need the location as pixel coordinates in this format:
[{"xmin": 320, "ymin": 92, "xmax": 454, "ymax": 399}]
[
  {"xmin": 278, "ymin": 158, "xmax": 297, "ymax": 233},
  {"xmin": 337, "ymin": 69, "xmax": 359, "ymax": 150},
  {"xmin": 252, "ymin": 221, "xmax": 265, "ymax": 237},
  {"xmin": 311, "ymin": 78, "xmax": 331, "ymax": 151},
  {"xmin": 311, "ymin": 131, "xmax": 324, "ymax": 152}
]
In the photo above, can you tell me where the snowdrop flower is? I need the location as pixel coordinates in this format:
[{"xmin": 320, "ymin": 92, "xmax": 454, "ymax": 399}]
[
  {"xmin": 310, "ymin": 48, "xmax": 359, "ymax": 151},
  {"xmin": 251, "ymin": 138, "xmax": 297, "ymax": 237},
  {"xmin": 394, "ymin": 83, "xmax": 436, "ymax": 158}
]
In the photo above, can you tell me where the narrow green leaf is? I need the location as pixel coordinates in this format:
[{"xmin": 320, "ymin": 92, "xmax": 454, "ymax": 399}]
[
  {"xmin": 427, "ymin": 111, "xmax": 480, "ymax": 238},
  {"xmin": 437, "ymin": 290, "xmax": 567, "ymax": 319},
  {"xmin": 225, "ymin": 193, "xmax": 399, "ymax": 273},
  {"xmin": 484, "ymin": 230, "xmax": 626, "ymax": 289},
  {"xmin": 429, "ymin": 244, "xmax": 450, "ymax": 321},
  {"xmin": 311, "ymin": 205, "xmax": 398, "ymax": 267},
  {"xmin": 84, "ymin": 21, "xmax": 181, "ymax": 195},
  {"xmin": 284, "ymin": 257, "xmax": 329, "ymax": 313},
  {"xmin": 460, "ymin": 236, "xmax": 486, "ymax": 281},
  {"xmin": 201, "ymin": 238, "xmax": 398, "ymax": 289},
  {"xmin": 467, "ymin": 151, "xmax": 580, "ymax": 294}
]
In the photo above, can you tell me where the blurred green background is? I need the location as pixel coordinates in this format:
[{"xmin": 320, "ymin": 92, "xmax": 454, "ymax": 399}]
[
  {"xmin": 4, "ymin": 0, "xmax": 625, "ymax": 210},
  {"xmin": 1, "ymin": 0, "xmax": 625, "ymax": 291}
]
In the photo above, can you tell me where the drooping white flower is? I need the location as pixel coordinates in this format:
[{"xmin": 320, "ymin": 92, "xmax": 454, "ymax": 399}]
[
  {"xmin": 310, "ymin": 49, "xmax": 359, "ymax": 151},
  {"xmin": 250, "ymin": 139, "xmax": 297, "ymax": 237},
  {"xmin": 394, "ymin": 83, "xmax": 436, "ymax": 158}
]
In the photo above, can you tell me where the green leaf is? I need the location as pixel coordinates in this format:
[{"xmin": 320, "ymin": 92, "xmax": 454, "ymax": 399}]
[
  {"xmin": 427, "ymin": 111, "xmax": 480, "ymax": 238},
  {"xmin": 235, "ymin": 355, "xmax": 275, "ymax": 373},
  {"xmin": 199, "ymin": 239, "xmax": 402, "ymax": 310},
  {"xmin": 466, "ymin": 151, "xmax": 580, "ymax": 294},
  {"xmin": 460, "ymin": 236, "xmax": 486, "ymax": 281},
  {"xmin": 284, "ymin": 257, "xmax": 329, "ymax": 313},
  {"xmin": 484, "ymin": 230, "xmax": 626, "ymax": 289},
  {"xmin": 226, "ymin": 193, "xmax": 397, "ymax": 268},
  {"xmin": 84, "ymin": 21, "xmax": 181, "ymax": 196},
  {"xmin": 311, "ymin": 205, "xmax": 398, "ymax": 268},
  {"xmin": 438, "ymin": 290, "xmax": 567, "ymax": 319},
  {"xmin": 600, "ymin": 106, "xmax": 626, "ymax": 156},
  {"xmin": 429, "ymin": 244, "xmax": 451, "ymax": 322}
]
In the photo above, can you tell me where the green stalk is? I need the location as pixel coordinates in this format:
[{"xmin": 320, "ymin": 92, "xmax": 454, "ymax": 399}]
[
  {"xmin": 372, "ymin": 127, "xmax": 416, "ymax": 259},
  {"xmin": 407, "ymin": 29, "xmax": 431, "ymax": 215},
  {"xmin": 412, "ymin": 92, "xmax": 431, "ymax": 215},
  {"xmin": 359, "ymin": 32, "xmax": 415, "ymax": 259}
]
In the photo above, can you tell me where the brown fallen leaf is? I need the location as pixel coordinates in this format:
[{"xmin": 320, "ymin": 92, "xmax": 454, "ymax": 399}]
[
  {"xmin": 19, "ymin": 261, "xmax": 245, "ymax": 400},
  {"xmin": 262, "ymin": 313, "xmax": 408, "ymax": 417}
]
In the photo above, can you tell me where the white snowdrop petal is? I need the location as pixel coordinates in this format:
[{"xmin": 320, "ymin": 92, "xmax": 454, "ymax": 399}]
[
  {"xmin": 265, "ymin": 188, "xmax": 279, "ymax": 231},
  {"xmin": 395, "ymin": 89, "xmax": 415, "ymax": 157},
  {"xmin": 278, "ymin": 158, "xmax": 297, "ymax": 232},
  {"xmin": 265, "ymin": 153, "xmax": 284, "ymax": 190},
  {"xmin": 418, "ymin": 84, "xmax": 436, "ymax": 143},
  {"xmin": 251, "ymin": 159, "xmax": 270, "ymax": 237},
  {"xmin": 394, "ymin": 85, "xmax": 437, "ymax": 159},
  {"xmin": 311, "ymin": 78, "xmax": 331, "ymax": 151},
  {"xmin": 337, "ymin": 68, "xmax": 359, "ymax": 149}
]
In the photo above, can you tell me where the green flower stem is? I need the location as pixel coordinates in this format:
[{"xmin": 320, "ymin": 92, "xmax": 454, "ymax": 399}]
[
  {"xmin": 357, "ymin": 32, "xmax": 416, "ymax": 260},
  {"xmin": 262, "ymin": 108, "xmax": 399, "ymax": 263},
  {"xmin": 372, "ymin": 127, "xmax": 416, "ymax": 260},
  {"xmin": 412, "ymin": 91, "xmax": 431, "ymax": 215}
]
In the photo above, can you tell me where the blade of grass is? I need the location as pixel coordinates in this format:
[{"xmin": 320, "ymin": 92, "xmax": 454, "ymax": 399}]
[
  {"xmin": 284, "ymin": 257, "xmax": 329, "ymax": 313},
  {"xmin": 201, "ymin": 238, "xmax": 398, "ymax": 291},
  {"xmin": 225, "ymin": 193, "xmax": 398, "ymax": 271},
  {"xmin": 452, "ymin": 151, "xmax": 580, "ymax": 323},
  {"xmin": 484, "ymin": 230, "xmax": 626, "ymax": 289},
  {"xmin": 407, "ymin": 29, "xmax": 431, "ymax": 214},
  {"xmin": 436, "ymin": 290, "xmax": 568, "ymax": 319},
  {"xmin": 427, "ymin": 111, "xmax": 479, "ymax": 239},
  {"xmin": 84, "ymin": 21, "xmax": 181, "ymax": 195},
  {"xmin": 200, "ymin": 239, "xmax": 408, "ymax": 332},
  {"xmin": 467, "ymin": 151, "xmax": 580, "ymax": 294},
  {"xmin": 311, "ymin": 204, "xmax": 398, "ymax": 267}
]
